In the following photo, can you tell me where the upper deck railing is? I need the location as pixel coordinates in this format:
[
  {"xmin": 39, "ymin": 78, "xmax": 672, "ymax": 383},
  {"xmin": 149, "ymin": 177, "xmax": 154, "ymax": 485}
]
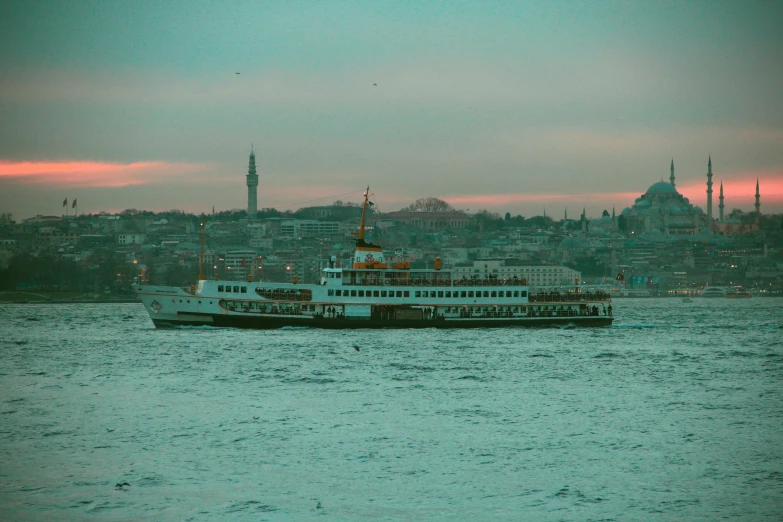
[{"xmin": 528, "ymin": 289, "xmax": 611, "ymax": 302}]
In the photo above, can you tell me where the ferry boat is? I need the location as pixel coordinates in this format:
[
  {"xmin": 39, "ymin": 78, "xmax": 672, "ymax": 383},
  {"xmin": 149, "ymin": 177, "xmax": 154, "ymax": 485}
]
[
  {"xmin": 699, "ymin": 286, "xmax": 728, "ymax": 298},
  {"xmin": 725, "ymin": 287, "xmax": 752, "ymax": 299},
  {"xmin": 135, "ymin": 188, "xmax": 614, "ymax": 329}
]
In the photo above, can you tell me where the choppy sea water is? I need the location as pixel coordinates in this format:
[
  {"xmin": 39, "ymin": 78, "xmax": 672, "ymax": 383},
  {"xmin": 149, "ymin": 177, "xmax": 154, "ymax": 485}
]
[{"xmin": 1, "ymin": 299, "xmax": 782, "ymax": 521}]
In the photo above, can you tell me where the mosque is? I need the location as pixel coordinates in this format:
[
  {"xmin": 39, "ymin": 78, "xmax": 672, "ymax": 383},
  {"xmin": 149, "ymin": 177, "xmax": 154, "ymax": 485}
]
[{"xmin": 619, "ymin": 158, "xmax": 761, "ymax": 236}]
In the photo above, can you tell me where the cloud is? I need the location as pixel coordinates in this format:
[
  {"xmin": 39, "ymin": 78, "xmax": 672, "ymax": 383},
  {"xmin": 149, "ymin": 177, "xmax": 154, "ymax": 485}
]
[
  {"xmin": 677, "ymin": 172, "xmax": 783, "ymax": 206},
  {"xmin": 0, "ymin": 160, "xmax": 208, "ymax": 187},
  {"xmin": 443, "ymin": 191, "xmax": 641, "ymax": 210},
  {"xmin": 441, "ymin": 171, "xmax": 783, "ymax": 214}
]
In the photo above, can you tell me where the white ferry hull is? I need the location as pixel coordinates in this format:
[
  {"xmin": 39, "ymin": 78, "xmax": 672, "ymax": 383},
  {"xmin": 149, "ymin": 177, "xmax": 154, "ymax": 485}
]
[{"xmin": 135, "ymin": 283, "xmax": 613, "ymax": 330}]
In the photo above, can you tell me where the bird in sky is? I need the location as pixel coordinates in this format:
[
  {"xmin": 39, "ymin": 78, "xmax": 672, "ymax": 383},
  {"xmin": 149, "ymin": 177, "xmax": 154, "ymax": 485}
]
[
  {"xmin": 373, "ymin": 83, "xmax": 377, "ymax": 86},
  {"xmin": 235, "ymin": 72, "xmax": 241, "ymax": 75},
  {"xmin": 353, "ymin": 345, "xmax": 360, "ymax": 352}
]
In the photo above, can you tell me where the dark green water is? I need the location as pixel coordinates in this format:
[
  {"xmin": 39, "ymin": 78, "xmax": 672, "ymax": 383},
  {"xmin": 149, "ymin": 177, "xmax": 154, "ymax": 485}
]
[{"xmin": 1, "ymin": 299, "xmax": 781, "ymax": 520}]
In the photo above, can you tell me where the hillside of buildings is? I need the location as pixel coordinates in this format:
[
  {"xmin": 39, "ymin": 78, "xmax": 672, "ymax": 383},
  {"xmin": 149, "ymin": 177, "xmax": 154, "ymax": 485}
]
[{"xmin": 1, "ymin": 197, "xmax": 782, "ymax": 301}]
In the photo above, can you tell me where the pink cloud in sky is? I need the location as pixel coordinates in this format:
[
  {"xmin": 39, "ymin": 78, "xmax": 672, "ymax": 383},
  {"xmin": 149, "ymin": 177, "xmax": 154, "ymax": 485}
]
[
  {"xmin": 0, "ymin": 161, "xmax": 207, "ymax": 187},
  {"xmin": 443, "ymin": 172, "xmax": 783, "ymax": 214},
  {"xmin": 444, "ymin": 191, "xmax": 641, "ymax": 208},
  {"xmin": 677, "ymin": 172, "xmax": 783, "ymax": 206}
]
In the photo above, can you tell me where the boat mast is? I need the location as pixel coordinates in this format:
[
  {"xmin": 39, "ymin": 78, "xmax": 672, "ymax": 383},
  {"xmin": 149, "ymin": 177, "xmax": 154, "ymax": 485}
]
[
  {"xmin": 198, "ymin": 217, "xmax": 206, "ymax": 281},
  {"xmin": 357, "ymin": 185, "xmax": 370, "ymax": 243}
]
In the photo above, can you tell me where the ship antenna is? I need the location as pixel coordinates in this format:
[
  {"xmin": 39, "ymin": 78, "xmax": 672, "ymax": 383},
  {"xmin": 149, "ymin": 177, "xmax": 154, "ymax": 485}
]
[
  {"xmin": 357, "ymin": 185, "xmax": 370, "ymax": 244},
  {"xmin": 198, "ymin": 216, "xmax": 207, "ymax": 281}
]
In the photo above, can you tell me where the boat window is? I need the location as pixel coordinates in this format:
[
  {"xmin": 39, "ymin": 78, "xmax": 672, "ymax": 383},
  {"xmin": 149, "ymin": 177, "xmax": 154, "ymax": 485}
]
[
  {"xmin": 415, "ymin": 291, "xmax": 421, "ymax": 297},
  {"xmin": 374, "ymin": 290, "xmax": 379, "ymax": 297},
  {"xmin": 438, "ymin": 291, "xmax": 443, "ymax": 298},
  {"xmin": 241, "ymin": 287, "xmax": 247, "ymax": 293},
  {"xmin": 491, "ymin": 291, "xmax": 497, "ymax": 297},
  {"xmin": 381, "ymin": 291, "xmax": 387, "ymax": 297},
  {"xmin": 328, "ymin": 289, "xmax": 334, "ymax": 296},
  {"xmin": 336, "ymin": 290, "xmax": 342, "ymax": 296},
  {"xmin": 218, "ymin": 285, "xmax": 224, "ymax": 292},
  {"xmin": 483, "ymin": 291, "xmax": 489, "ymax": 297},
  {"xmin": 351, "ymin": 290, "xmax": 357, "ymax": 297},
  {"xmin": 404, "ymin": 291, "xmax": 409, "ymax": 297},
  {"xmin": 358, "ymin": 290, "xmax": 365, "ymax": 297},
  {"xmin": 514, "ymin": 291, "xmax": 519, "ymax": 297},
  {"xmin": 461, "ymin": 291, "xmax": 467, "ymax": 298},
  {"xmin": 226, "ymin": 286, "xmax": 232, "ymax": 292},
  {"xmin": 468, "ymin": 291, "xmax": 474, "ymax": 297},
  {"xmin": 233, "ymin": 286, "xmax": 240, "ymax": 292},
  {"xmin": 336, "ymin": 272, "xmax": 341, "ymax": 278},
  {"xmin": 521, "ymin": 291, "xmax": 527, "ymax": 297},
  {"xmin": 397, "ymin": 291, "xmax": 403, "ymax": 297}
]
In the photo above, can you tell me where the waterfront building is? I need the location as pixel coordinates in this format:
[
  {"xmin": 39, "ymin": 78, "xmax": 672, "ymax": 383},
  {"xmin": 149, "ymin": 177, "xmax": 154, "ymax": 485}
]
[
  {"xmin": 452, "ymin": 259, "xmax": 581, "ymax": 286},
  {"xmin": 280, "ymin": 219, "xmax": 340, "ymax": 237}
]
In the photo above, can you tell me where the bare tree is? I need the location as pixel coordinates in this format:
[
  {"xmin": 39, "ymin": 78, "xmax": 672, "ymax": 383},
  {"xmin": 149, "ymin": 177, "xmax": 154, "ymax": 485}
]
[{"xmin": 402, "ymin": 197, "xmax": 454, "ymax": 212}]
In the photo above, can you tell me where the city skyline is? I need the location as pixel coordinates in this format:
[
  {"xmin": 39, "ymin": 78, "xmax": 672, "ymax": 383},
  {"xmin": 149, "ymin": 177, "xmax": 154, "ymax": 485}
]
[{"xmin": 1, "ymin": 1, "xmax": 782, "ymax": 218}]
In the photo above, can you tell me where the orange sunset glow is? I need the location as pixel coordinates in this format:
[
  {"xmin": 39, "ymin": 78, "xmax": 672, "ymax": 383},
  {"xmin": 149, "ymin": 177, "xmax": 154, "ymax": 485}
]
[
  {"xmin": 443, "ymin": 174, "xmax": 783, "ymax": 212},
  {"xmin": 0, "ymin": 161, "xmax": 207, "ymax": 187}
]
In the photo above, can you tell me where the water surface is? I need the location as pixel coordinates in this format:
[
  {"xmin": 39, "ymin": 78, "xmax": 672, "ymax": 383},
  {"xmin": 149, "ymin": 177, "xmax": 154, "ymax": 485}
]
[{"xmin": 1, "ymin": 299, "xmax": 781, "ymax": 520}]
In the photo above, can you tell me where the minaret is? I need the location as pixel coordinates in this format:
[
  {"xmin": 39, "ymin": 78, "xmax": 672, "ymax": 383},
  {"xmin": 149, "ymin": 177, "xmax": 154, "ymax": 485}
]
[
  {"xmin": 706, "ymin": 156, "xmax": 713, "ymax": 219},
  {"xmin": 718, "ymin": 181, "xmax": 724, "ymax": 222},
  {"xmin": 670, "ymin": 159, "xmax": 675, "ymax": 186},
  {"xmin": 246, "ymin": 146, "xmax": 258, "ymax": 215},
  {"xmin": 755, "ymin": 178, "xmax": 761, "ymax": 227}
]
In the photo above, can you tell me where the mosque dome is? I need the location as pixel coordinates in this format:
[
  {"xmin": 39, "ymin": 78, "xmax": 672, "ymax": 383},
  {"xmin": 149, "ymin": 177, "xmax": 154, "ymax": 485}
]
[
  {"xmin": 622, "ymin": 207, "xmax": 632, "ymax": 215},
  {"xmin": 651, "ymin": 228, "xmax": 663, "ymax": 236},
  {"xmin": 669, "ymin": 206, "xmax": 682, "ymax": 214},
  {"xmin": 699, "ymin": 228, "xmax": 712, "ymax": 236},
  {"xmin": 636, "ymin": 199, "xmax": 651, "ymax": 207},
  {"xmin": 645, "ymin": 182, "xmax": 679, "ymax": 196},
  {"xmin": 600, "ymin": 215, "xmax": 612, "ymax": 224},
  {"xmin": 559, "ymin": 237, "xmax": 583, "ymax": 250}
]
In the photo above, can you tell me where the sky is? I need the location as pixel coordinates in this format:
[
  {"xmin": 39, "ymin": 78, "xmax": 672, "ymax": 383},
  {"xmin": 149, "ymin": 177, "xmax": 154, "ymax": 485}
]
[{"xmin": 1, "ymin": 0, "xmax": 782, "ymax": 219}]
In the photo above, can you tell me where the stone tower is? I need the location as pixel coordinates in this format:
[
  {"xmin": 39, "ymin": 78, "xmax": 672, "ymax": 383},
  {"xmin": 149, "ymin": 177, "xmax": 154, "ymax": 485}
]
[
  {"xmin": 706, "ymin": 156, "xmax": 713, "ymax": 219},
  {"xmin": 669, "ymin": 159, "xmax": 675, "ymax": 186},
  {"xmin": 755, "ymin": 178, "xmax": 761, "ymax": 226},
  {"xmin": 246, "ymin": 147, "xmax": 258, "ymax": 215},
  {"xmin": 718, "ymin": 181, "xmax": 724, "ymax": 222}
]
